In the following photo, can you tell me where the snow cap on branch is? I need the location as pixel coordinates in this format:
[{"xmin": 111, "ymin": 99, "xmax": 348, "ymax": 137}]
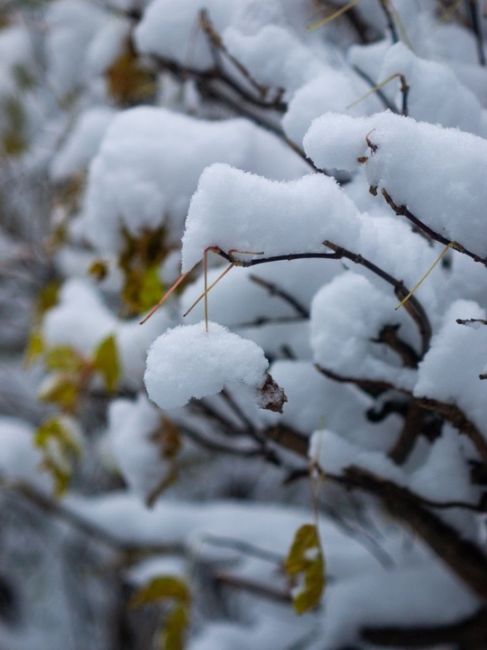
[
  {"xmin": 82, "ymin": 107, "xmax": 307, "ymax": 253},
  {"xmin": 145, "ymin": 322, "xmax": 285, "ymax": 411},
  {"xmin": 181, "ymin": 163, "xmax": 360, "ymax": 271},
  {"xmin": 304, "ymin": 112, "xmax": 487, "ymax": 258}
]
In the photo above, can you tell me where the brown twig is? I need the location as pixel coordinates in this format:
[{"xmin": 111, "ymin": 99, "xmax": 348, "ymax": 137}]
[{"xmin": 381, "ymin": 188, "xmax": 487, "ymax": 267}]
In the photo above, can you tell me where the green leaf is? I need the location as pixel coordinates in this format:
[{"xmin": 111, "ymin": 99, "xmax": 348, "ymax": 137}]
[
  {"xmin": 285, "ymin": 524, "xmax": 325, "ymax": 614},
  {"xmin": 93, "ymin": 335, "xmax": 120, "ymax": 392},
  {"xmin": 130, "ymin": 576, "xmax": 190, "ymax": 609},
  {"xmin": 122, "ymin": 265, "xmax": 164, "ymax": 313}
]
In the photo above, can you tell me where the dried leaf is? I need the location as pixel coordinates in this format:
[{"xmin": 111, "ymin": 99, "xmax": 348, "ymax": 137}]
[
  {"xmin": 106, "ymin": 40, "xmax": 157, "ymax": 105},
  {"xmin": 88, "ymin": 259, "xmax": 108, "ymax": 281},
  {"xmin": 257, "ymin": 373, "xmax": 287, "ymax": 413}
]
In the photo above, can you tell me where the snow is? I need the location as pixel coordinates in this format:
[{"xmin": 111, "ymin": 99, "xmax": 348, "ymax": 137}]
[
  {"xmin": 0, "ymin": 418, "xmax": 51, "ymax": 491},
  {"xmin": 379, "ymin": 43, "xmax": 487, "ymax": 136},
  {"xmin": 108, "ymin": 394, "xmax": 167, "ymax": 501},
  {"xmin": 82, "ymin": 107, "xmax": 308, "ymax": 253},
  {"xmin": 264, "ymin": 361, "xmax": 400, "ymax": 452},
  {"xmin": 180, "ymin": 259, "xmax": 337, "ymax": 328},
  {"xmin": 304, "ymin": 112, "xmax": 487, "ymax": 259},
  {"xmin": 134, "ymin": 0, "xmax": 243, "ymax": 71},
  {"xmin": 318, "ymin": 562, "xmax": 479, "ymax": 648},
  {"xmin": 50, "ymin": 107, "xmax": 115, "ymax": 181},
  {"xmin": 85, "ymin": 15, "xmax": 130, "ymax": 78},
  {"xmin": 410, "ymin": 426, "xmax": 477, "ymax": 504},
  {"xmin": 145, "ymin": 322, "xmax": 270, "ymax": 410},
  {"xmin": 282, "ymin": 68, "xmax": 382, "ymax": 144},
  {"xmin": 181, "ymin": 163, "xmax": 360, "ymax": 272},
  {"xmin": 45, "ymin": 0, "xmax": 106, "ymax": 96},
  {"xmin": 43, "ymin": 279, "xmax": 172, "ymax": 387},
  {"xmin": 43, "ymin": 279, "xmax": 116, "ymax": 358},
  {"xmin": 223, "ymin": 24, "xmax": 325, "ymax": 94},
  {"xmin": 309, "ymin": 428, "xmax": 404, "ymax": 484},
  {"xmin": 310, "ymin": 273, "xmax": 417, "ymax": 391},
  {"xmin": 414, "ymin": 300, "xmax": 487, "ymax": 438}
]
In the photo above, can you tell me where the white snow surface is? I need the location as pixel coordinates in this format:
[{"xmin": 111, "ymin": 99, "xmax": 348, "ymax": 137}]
[
  {"xmin": 181, "ymin": 163, "xmax": 360, "ymax": 272},
  {"xmin": 108, "ymin": 394, "xmax": 167, "ymax": 500},
  {"xmin": 43, "ymin": 279, "xmax": 171, "ymax": 388},
  {"xmin": 145, "ymin": 322, "xmax": 269, "ymax": 410},
  {"xmin": 82, "ymin": 107, "xmax": 308, "ymax": 253},
  {"xmin": 0, "ymin": 418, "xmax": 51, "ymax": 491},
  {"xmin": 50, "ymin": 107, "xmax": 116, "ymax": 181},
  {"xmin": 311, "ymin": 273, "xmax": 417, "ymax": 391},
  {"xmin": 414, "ymin": 300, "xmax": 487, "ymax": 439},
  {"xmin": 305, "ymin": 112, "xmax": 487, "ymax": 259}
]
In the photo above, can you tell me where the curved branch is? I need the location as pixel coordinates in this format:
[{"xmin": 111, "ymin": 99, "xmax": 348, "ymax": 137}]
[{"xmin": 381, "ymin": 188, "xmax": 487, "ymax": 267}]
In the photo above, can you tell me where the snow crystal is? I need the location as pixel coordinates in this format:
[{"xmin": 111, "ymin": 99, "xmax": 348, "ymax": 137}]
[{"xmin": 144, "ymin": 322, "xmax": 269, "ymax": 410}]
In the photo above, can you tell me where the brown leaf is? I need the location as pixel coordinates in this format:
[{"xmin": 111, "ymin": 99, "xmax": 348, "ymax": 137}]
[{"xmin": 257, "ymin": 373, "xmax": 287, "ymax": 413}]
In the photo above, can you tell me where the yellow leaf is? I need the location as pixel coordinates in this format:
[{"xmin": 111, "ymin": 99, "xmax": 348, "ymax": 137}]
[
  {"xmin": 285, "ymin": 524, "xmax": 325, "ymax": 614},
  {"xmin": 40, "ymin": 457, "xmax": 71, "ymax": 498},
  {"xmin": 93, "ymin": 335, "xmax": 120, "ymax": 392},
  {"xmin": 38, "ymin": 376, "xmax": 79, "ymax": 412},
  {"xmin": 130, "ymin": 576, "xmax": 190, "ymax": 609},
  {"xmin": 24, "ymin": 330, "xmax": 44, "ymax": 365},
  {"xmin": 44, "ymin": 345, "xmax": 84, "ymax": 373},
  {"xmin": 161, "ymin": 605, "xmax": 188, "ymax": 650},
  {"xmin": 35, "ymin": 418, "xmax": 81, "ymax": 497},
  {"xmin": 35, "ymin": 417, "xmax": 80, "ymax": 456},
  {"xmin": 36, "ymin": 281, "xmax": 60, "ymax": 317}
]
